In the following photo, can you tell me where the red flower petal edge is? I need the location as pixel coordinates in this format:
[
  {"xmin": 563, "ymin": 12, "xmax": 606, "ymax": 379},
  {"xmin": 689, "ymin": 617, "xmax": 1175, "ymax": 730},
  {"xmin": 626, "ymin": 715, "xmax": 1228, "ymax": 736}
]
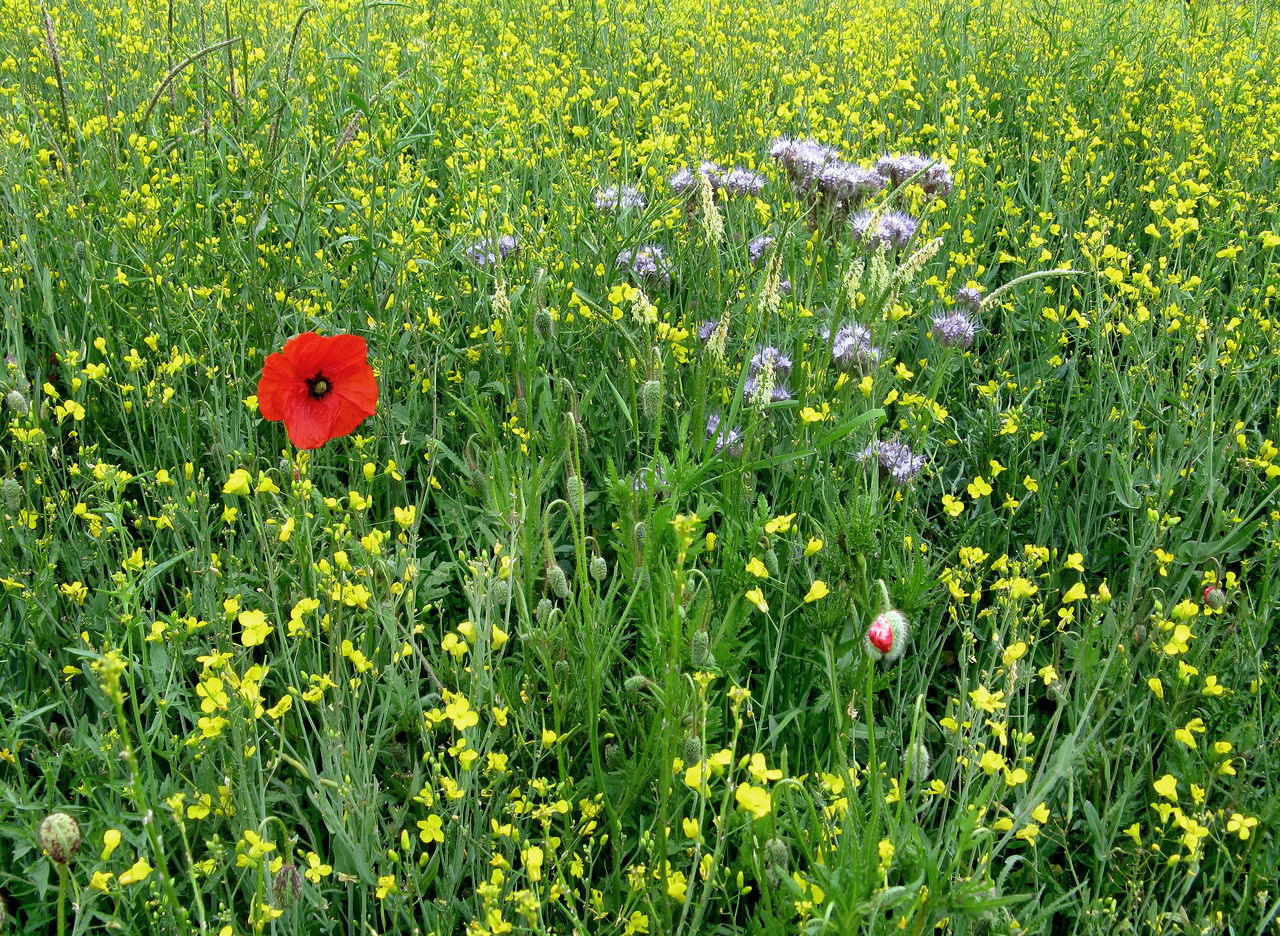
[{"xmin": 257, "ymin": 332, "xmax": 378, "ymax": 450}]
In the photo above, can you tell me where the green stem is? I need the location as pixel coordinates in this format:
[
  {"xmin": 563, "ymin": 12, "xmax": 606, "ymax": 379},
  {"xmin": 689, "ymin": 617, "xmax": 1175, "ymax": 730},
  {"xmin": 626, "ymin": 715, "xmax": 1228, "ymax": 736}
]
[{"xmin": 56, "ymin": 862, "xmax": 67, "ymax": 936}]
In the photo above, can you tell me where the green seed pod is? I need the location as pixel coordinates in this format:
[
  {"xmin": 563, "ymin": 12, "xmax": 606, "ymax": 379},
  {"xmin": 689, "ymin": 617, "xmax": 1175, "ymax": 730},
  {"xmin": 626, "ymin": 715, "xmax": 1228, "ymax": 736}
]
[
  {"xmin": 590, "ymin": 555, "xmax": 608, "ymax": 582},
  {"xmin": 574, "ymin": 417, "xmax": 588, "ymax": 451},
  {"xmin": 763, "ymin": 548, "xmax": 780, "ymax": 579},
  {"xmin": 681, "ymin": 735, "xmax": 702, "ymax": 765},
  {"xmin": 546, "ymin": 563, "xmax": 570, "ymax": 599},
  {"xmin": 565, "ymin": 475, "xmax": 584, "ymax": 515},
  {"xmin": 39, "ymin": 812, "xmax": 81, "ymax": 864},
  {"xmin": 534, "ymin": 307, "xmax": 554, "ymax": 341},
  {"xmin": 536, "ymin": 597, "xmax": 553, "ymax": 624},
  {"xmin": 690, "ymin": 629, "xmax": 710, "ymax": 668},
  {"xmin": 640, "ymin": 379, "xmax": 662, "ymax": 422},
  {"xmin": 489, "ymin": 578, "xmax": 511, "ymax": 607},
  {"xmin": 272, "ymin": 863, "xmax": 304, "ymax": 909}
]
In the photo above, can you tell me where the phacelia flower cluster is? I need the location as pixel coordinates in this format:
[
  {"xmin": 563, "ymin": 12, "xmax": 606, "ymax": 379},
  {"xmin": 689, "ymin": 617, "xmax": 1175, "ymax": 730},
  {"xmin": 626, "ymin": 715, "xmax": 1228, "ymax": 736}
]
[
  {"xmin": 826, "ymin": 322, "xmax": 882, "ymax": 373},
  {"xmin": 875, "ymin": 154, "xmax": 954, "ymax": 197},
  {"xmin": 594, "ymin": 185, "xmax": 647, "ymax": 212},
  {"xmin": 464, "ymin": 234, "xmax": 520, "ymax": 267},
  {"xmin": 670, "ymin": 162, "xmax": 767, "ymax": 199},
  {"xmin": 931, "ymin": 309, "xmax": 977, "ymax": 348},
  {"xmin": 859, "ymin": 439, "xmax": 927, "ymax": 485},
  {"xmin": 850, "ymin": 210, "xmax": 918, "ymax": 249},
  {"xmin": 616, "ymin": 244, "xmax": 673, "ymax": 287},
  {"xmin": 770, "ymin": 138, "xmax": 886, "ymax": 214},
  {"xmin": 706, "ymin": 413, "xmax": 744, "ymax": 456}
]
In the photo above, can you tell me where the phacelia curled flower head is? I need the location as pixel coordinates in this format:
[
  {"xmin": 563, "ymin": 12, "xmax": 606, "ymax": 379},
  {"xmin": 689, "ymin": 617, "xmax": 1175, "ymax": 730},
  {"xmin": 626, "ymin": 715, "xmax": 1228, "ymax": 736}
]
[
  {"xmin": 718, "ymin": 167, "xmax": 767, "ymax": 198},
  {"xmin": 594, "ymin": 184, "xmax": 647, "ymax": 212},
  {"xmin": 955, "ymin": 285, "xmax": 984, "ymax": 311},
  {"xmin": 257, "ymin": 333, "xmax": 379, "ymax": 450},
  {"xmin": 828, "ymin": 323, "xmax": 882, "ymax": 373},
  {"xmin": 859, "ymin": 439, "xmax": 927, "ymax": 485},
  {"xmin": 747, "ymin": 234, "xmax": 775, "ymax": 265},
  {"xmin": 931, "ymin": 309, "xmax": 978, "ymax": 349},
  {"xmin": 616, "ymin": 244, "xmax": 673, "ymax": 287},
  {"xmin": 850, "ymin": 210, "xmax": 918, "ymax": 249},
  {"xmin": 743, "ymin": 375, "xmax": 792, "ymax": 404},
  {"xmin": 875, "ymin": 154, "xmax": 954, "ymax": 197},
  {"xmin": 749, "ymin": 345, "xmax": 793, "ymax": 378},
  {"xmin": 705, "ymin": 413, "xmax": 743, "ymax": 456},
  {"xmin": 697, "ymin": 320, "xmax": 721, "ymax": 342},
  {"xmin": 464, "ymin": 234, "xmax": 519, "ymax": 267}
]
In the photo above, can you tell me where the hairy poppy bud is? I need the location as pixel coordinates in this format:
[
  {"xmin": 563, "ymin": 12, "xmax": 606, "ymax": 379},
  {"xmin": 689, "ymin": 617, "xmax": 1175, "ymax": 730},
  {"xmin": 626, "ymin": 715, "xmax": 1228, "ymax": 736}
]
[
  {"xmin": 515, "ymin": 394, "xmax": 530, "ymax": 427},
  {"xmin": 681, "ymin": 735, "xmax": 702, "ymax": 765},
  {"xmin": 489, "ymin": 578, "xmax": 511, "ymax": 606},
  {"xmin": 690, "ymin": 629, "xmax": 710, "ymax": 668},
  {"xmin": 624, "ymin": 674, "xmax": 652, "ymax": 695},
  {"xmin": 907, "ymin": 739, "xmax": 931, "ymax": 785},
  {"xmin": 763, "ymin": 548, "xmax": 780, "ymax": 579},
  {"xmin": 2, "ymin": 478, "xmax": 21, "ymax": 509},
  {"xmin": 39, "ymin": 812, "xmax": 80, "ymax": 864},
  {"xmin": 272, "ymin": 863, "xmax": 304, "ymax": 908},
  {"xmin": 553, "ymin": 659, "xmax": 570, "ymax": 686},
  {"xmin": 605, "ymin": 743, "xmax": 622, "ymax": 769},
  {"xmin": 534, "ymin": 307, "xmax": 554, "ymax": 341},
  {"xmin": 633, "ymin": 521, "xmax": 647, "ymax": 550},
  {"xmin": 590, "ymin": 555, "xmax": 608, "ymax": 582},
  {"xmin": 565, "ymin": 475, "xmax": 584, "ymax": 515},
  {"xmin": 1202, "ymin": 585, "xmax": 1227, "ymax": 611},
  {"xmin": 536, "ymin": 597, "xmax": 553, "ymax": 624},
  {"xmin": 546, "ymin": 563, "xmax": 570, "ymax": 599},
  {"xmin": 4, "ymin": 389, "xmax": 28, "ymax": 417},
  {"xmin": 865, "ymin": 609, "xmax": 910, "ymax": 664},
  {"xmin": 641, "ymin": 379, "xmax": 662, "ymax": 422}
]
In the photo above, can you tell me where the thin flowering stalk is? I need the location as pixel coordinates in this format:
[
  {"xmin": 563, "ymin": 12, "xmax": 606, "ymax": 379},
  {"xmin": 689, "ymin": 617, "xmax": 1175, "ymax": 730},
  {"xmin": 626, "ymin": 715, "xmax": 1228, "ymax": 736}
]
[{"xmin": 978, "ymin": 269, "xmax": 1085, "ymax": 311}]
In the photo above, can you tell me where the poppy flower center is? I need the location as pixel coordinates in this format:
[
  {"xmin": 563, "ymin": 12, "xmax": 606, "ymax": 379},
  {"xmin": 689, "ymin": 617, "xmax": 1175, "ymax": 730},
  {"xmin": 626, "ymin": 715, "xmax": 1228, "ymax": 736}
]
[{"xmin": 307, "ymin": 374, "xmax": 331, "ymax": 399}]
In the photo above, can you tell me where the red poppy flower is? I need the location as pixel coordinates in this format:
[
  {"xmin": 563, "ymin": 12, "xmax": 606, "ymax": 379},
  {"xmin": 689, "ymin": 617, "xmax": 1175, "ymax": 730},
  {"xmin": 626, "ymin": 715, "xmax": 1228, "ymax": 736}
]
[{"xmin": 257, "ymin": 332, "xmax": 378, "ymax": 450}]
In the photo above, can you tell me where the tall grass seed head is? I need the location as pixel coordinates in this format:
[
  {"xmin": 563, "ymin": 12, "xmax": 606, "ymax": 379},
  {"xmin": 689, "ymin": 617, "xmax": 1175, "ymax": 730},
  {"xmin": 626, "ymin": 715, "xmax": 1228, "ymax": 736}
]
[
  {"xmin": 865, "ymin": 609, "xmax": 910, "ymax": 663},
  {"xmin": 39, "ymin": 812, "xmax": 81, "ymax": 864}
]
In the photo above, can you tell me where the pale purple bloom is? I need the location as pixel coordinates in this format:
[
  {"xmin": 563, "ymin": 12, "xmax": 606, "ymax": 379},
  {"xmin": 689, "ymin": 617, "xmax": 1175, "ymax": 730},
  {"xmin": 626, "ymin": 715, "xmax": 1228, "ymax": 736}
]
[
  {"xmin": 616, "ymin": 244, "xmax": 673, "ymax": 287},
  {"xmin": 747, "ymin": 234, "xmax": 775, "ymax": 264},
  {"xmin": 743, "ymin": 376, "xmax": 792, "ymax": 403},
  {"xmin": 850, "ymin": 210, "xmax": 918, "ymax": 249},
  {"xmin": 770, "ymin": 138, "xmax": 842, "ymax": 182},
  {"xmin": 955, "ymin": 286, "xmax": 983, "ymax": 311},
  {"xmin": 464, "ymin": 234, "xmax": 519, "ymax": 266},
  {"xmin": 828, "ymin": 323, "xmax": 882, "ymax": 372},
  {"xmin": 698, "ymin": 320, "xmax": 720, "ymax": 342},
  {"xmin": 749, "ymin": 345, "xmax": 793, "ymax": 378},
  {"xmin": 932, "ymin": 310, "xmax": 977, "ymax": 348},
  {"xmin": 719, "ymin": 167, "xmax": 766, "ymax": 197},
  {"xmin": 876, "ymin": 154, "xmax": 953, "ymax": 197},
  {"xmin": 671, "ymin": 161, "xmax": 723, "ymax": 195},
  {"xmin": 706, "ymin": 413, "xmax": 744, "ymax": 456},
  {"xmin": 595, "ymin": 185, "xmax": 647, "ymax": 212},
  {"xmin": 860, "ymin": 439, "xmax": 927, "ymax": 485},
  {"xmin": 632, "ymin": 464, "xmax": 669, "ymax": 496}
]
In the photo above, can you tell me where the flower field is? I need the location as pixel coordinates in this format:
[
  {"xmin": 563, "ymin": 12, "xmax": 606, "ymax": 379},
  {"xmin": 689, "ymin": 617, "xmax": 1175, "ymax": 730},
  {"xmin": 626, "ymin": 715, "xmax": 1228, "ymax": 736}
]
[{"xmin": 1, "ymin": 0, "xmax": 1278, "ymax": 930}]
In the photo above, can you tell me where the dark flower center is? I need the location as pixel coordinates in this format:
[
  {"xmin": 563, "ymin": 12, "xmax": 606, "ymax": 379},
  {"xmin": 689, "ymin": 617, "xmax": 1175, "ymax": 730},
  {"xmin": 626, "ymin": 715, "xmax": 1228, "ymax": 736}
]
[{"xmin": 307, "ymin": 374, "xmax": 331, "ymax": 399}]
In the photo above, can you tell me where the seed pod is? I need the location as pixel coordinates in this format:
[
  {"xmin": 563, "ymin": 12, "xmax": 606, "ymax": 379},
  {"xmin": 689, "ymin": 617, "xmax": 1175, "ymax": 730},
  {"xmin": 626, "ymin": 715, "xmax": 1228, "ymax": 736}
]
[
  {"xmin": 590, "ymin": 555, "xmax": 608, "ymax": 582},
  {"xmin": 641, "ymin": 379, "xmax": 662, "ymax": 422},
  {"xmin": 546, "ymin": 562, "xmax": 570, "ymax": 599},
  {"xmin": 574, "ymin": 417, "xmax": 588, "ymax": 451},
  {"xmin": 534, "ymin": 307, "xmax": 554, "ymax": 341},
  {"xmin": 4, "ymin": 389, "xmax": 28, "ymax": 417},
  {"xmin": 681, "ymin": 735, "xmax": 702, "ymax": 765},
  {"xmin": 565, "ymin": 475, "xmax": 584, "ymax": 515},
  {"xmin": 763, "ymin": 548, "xmax": 780, "ymax": 579},
  {"xmin": 632, "ymin": 567, "xmax": 650, "ymax": 591},
  {"xmin": 39, "ymin": 812, "xmax": 81, "ymax": 864},
  {"xmin": 624, "ymin": 674, "xmax": 651, "ymax": 694},
  {"xmin": 764, "ymin": 836, "xmax": 790, "ymax": 870},
  {"xmin": 690, "ymin": 629, "xmax": 710, "ymax": 668},
  {"xmin": 272, "ymin": 863, "xmax": 304, "ymax": 908}
]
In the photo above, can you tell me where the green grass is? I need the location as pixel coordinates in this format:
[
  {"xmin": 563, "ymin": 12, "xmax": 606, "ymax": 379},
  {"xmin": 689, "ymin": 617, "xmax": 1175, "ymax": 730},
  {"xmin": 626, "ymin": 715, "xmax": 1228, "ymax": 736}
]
[{"xmin": 0, "ymin": 0, "xmax": 1278, "ymax": 932}]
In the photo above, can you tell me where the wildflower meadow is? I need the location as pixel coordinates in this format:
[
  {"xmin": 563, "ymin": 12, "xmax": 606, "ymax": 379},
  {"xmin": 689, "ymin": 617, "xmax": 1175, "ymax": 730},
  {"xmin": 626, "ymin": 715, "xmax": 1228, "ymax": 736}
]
[{"xmin": 1, "ymin": 0, "xmax": 1278, "ymax": 931}]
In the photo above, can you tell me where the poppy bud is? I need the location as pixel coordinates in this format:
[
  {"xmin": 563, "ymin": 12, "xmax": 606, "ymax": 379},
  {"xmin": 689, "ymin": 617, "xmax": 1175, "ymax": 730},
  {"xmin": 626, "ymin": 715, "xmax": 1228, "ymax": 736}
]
[
  {"xmin": 489, "ymin": 579, "xmax": 511, "ymax": 606},
  {"xmin": 536, "ymin": 597, "xmax": 553, "ymax": 624},
  {"xmin": 633, "ymin": 521, "xmax": 647, "ymax": 550},
  {"xmin": 534, "ymin": 307, "xmax": 554, "ymax": 341},
  {"xmin": 39, "ymin": 812, "xmax": 80, "ymax": 864},
  {"xmin": 681, "ymin": 735, "xmax": 702, "ymax": 765},
  {"xmin": 546, "ymin": 562, "xmax": 570, "ymax": 599},
  {"xmin": 907, "ymin": 739, "xmax": 931, "ymax": 785},
  {"xmin": 272, "ymin": 863, "xmax": 304, "ymax": 908},
  {"xmin": 565, "ymin": 475, "xmax": 584, "ymax": 515},
  {"xmin": 641, "ymin": 379, "xmax": 662, "ymax": 422},
  {"xmin": 865, "ymin": 609, "xmax": 910, "ymax": 664},
  {"xmin": 1202, "ymin": 585, "xmax": 1227, "ymax": 611},
  {"xmin": 690, "ymin": 629, "xmax": 710, "ymax": 668},
  {"xmin": 764, "ymin": 836, "xmax": 790, "ymax": 889},
  {"xmin": 632, "ymin": 567, "xmax": 650, "ymax": 590},
  {"xmin": 2, "ymin": 478, "xmax": 20, "ymax": 509},
  {"xmin": 763, "ymin": 548, "xmax": 780, "ymax": 579},
  {"xmin": 624, "ymin": 674, "xmax": 652, "ymax": 695},
  {"xmin": 553, "ymin": 659, "xmax": 569, "ymax": 686},
  {"xmin": 605, "ymin": 743, "xmax": 622, "ymax": 769},
  {"xmin": 590, "ymin": 555, "xmax": 608, "ymax": 582},
  {"xmin": 4, "ymin": 389, "xmax": 28, "ymax": 417},
  {"xmin": 515, "ymin": 394, "xmax": 530, "ymax": 427}
]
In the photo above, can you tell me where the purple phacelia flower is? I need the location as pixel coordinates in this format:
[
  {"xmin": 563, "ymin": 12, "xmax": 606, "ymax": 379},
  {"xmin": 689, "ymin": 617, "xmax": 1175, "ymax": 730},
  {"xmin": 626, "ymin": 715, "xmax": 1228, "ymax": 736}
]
[
  {"xmin": 718, "ymin": 167, "xmax": 767, "ymax": 198},
  {"xmin": 827, "ymin": 323, "xmax": 882, "ymax": 372},
  {"xmin": 616, "ymin": 244, "xmax": 673, "ymax": 287},
  {"xmin": 697, "ymin": 320, "xmax": 720, "ymax": 342},
  {"xmin": 931, "ymin": 310, "xmax": 977, "ymax": 348},
  {"xmin": 464, "ymin": 234, "xmax": 519, "ymax": 267},
  {"xmin": 706, "ymin": 413, "xmax": 744, "ymax": 456},
  {"xmin": 749, "ymin": 345, "xmax": 793, "ymax": 378},
  {"xmin": 743, "ymin": 376, "xmax": 792, "ymax": 403},
  {"xmin": 859, "ymin": 439, "xmax": 927, "ymax": 485},
  {"xmin": 850, "ymin": 210, "xmax": 918, "ymax": 249},
  {"xmin": 632, "ymin": 464, "xmax": 669, "ymax": 496},
  {"xmin": 595, "ymin": 185, "xmax": 647, "ymax": 212},
  {"xmin": 810, "ymin": 162, "xmax": 886, "ymax": 204},
  {"xmin": 671, "ymin": 161, "xmax": 723, "ymax": 195},
  {"xmin": 955, "ymin": 286, "xmax": 983, "ymax": 311},
  {"xmin": 876, "ymin": 154, "xmax": 953, "ymax": 197},
  {"xmin": 747, "ymin": 234, "xmax": 775, "ymax": 264},
  {"xmin": 770, "ymin": 138, "xmax": 842, "ymax": 182}
]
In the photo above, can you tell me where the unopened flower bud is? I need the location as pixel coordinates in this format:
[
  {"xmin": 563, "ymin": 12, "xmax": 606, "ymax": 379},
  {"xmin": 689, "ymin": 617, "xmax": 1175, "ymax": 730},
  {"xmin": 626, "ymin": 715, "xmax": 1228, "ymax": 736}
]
[
  {"xmin": 2, "ymin": 478, "xmax": 20, "ymax": 509},
  {"xmin": 763, "ymin": 836, "xmax": 790, "ymax": 870},
  {"xmin": 553, "ymin": 659, "xmax": 570, "ymax": 685},
  {"xmin": 763, "ymin": 548, "xmax": 780, "ymax": 579},
  {"xmin": 565, "ymin": 475, "xmax": 584, "ymax": 515},
  {"xmin": 641, "ymin": 379, "xmax": 662, "ymax": 422},
  {"xmin": 272, "ymin": 862, "xmax": 304, "ymax": 908},
  {"xmin": 534, "ymin": 307, "xmax": 554, "ymax": 341},
  {"xmin": 5, "ymin": 389, "xmax": 28, "ymax": 417},
  {"xmin": 690, "ymin": 629, "xmax": 710, "ymax": 668},
  {"xmin": 907, "ymin": 740, "xmax": 931, "ymax": 785},
  {"xmin": 515, "ymin": 395, "xmax": 530, "ymax": 427},
  {"xmin": 39, "ymin": 812, "xmax": 81, "ymax": 864},
  {"xmin": 605, "ymin": 743, "xmax": 622, "ymax": 769},
  {"xmin": 489, "ymin": 578, "xmax": 511, "ymax": 606},
  {"xmin": 865, "ymin": 609, "xmax": 910, "ymax": 664},
  {"xmin": 536, "ymin": 597, "xmax": 553, "ymax": 623},
  {"xmin": 546, "ymin": 563, "xmax": 570, "ymax": 599},
  {"xmin": 624, "ymin": 674, "xmax": 652, "ymax": 695},
  {"xmin": 1202, "ymin": 585, "xmax": 1227, "ymax": 611},
  {"xmin": 590, "ymin": 555, "xmax": 608, "ymax": 582},
  {"xmin": 633, "ymin": 521, "xmax": 647, "ymax": 550},
  {"xmin": 681, "ymin": 735, "xmax": 702, "ymax": 765}
]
